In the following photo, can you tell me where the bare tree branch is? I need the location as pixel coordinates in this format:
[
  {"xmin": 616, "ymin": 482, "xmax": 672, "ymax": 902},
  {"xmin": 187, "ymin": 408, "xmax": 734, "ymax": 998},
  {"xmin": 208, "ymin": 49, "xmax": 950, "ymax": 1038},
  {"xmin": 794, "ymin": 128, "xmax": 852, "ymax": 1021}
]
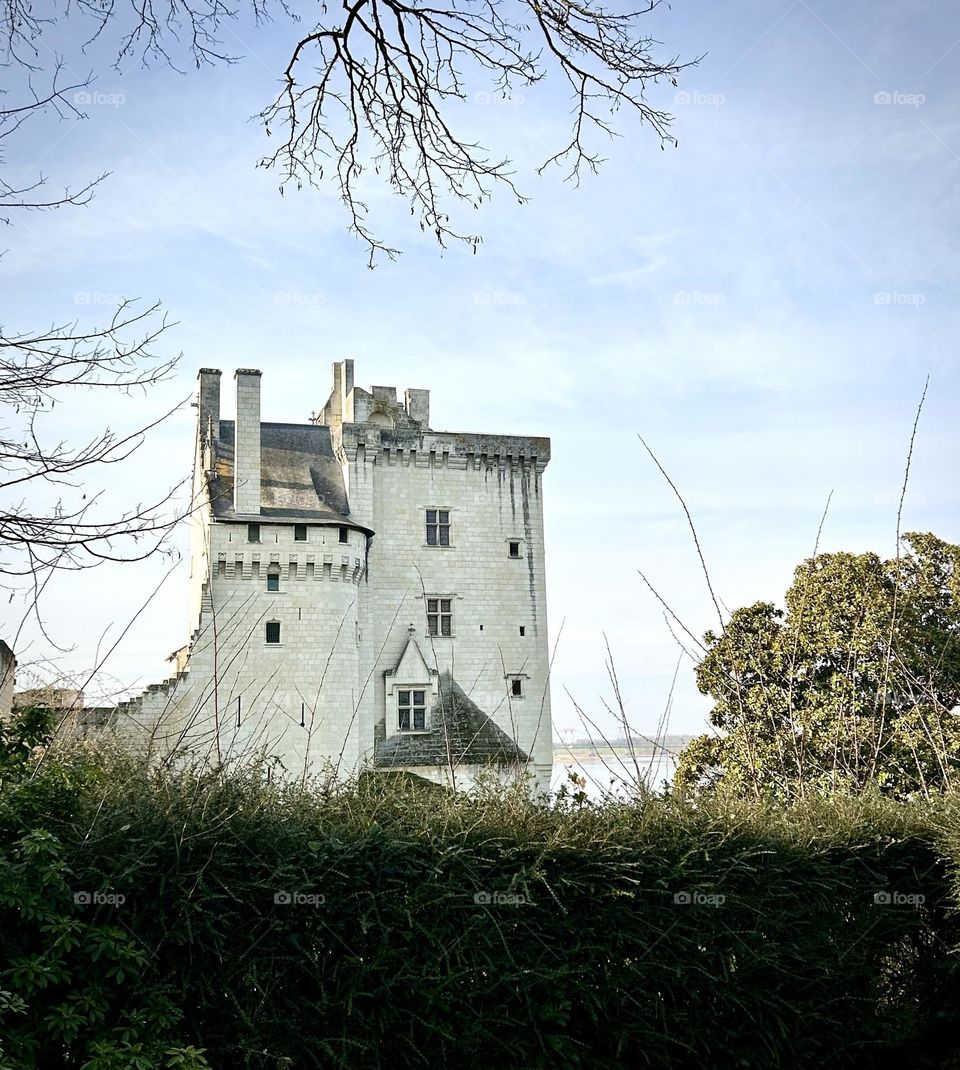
[
  {"xmin": 3, "ymin": 0, "xmax": 696, "ymax": 259},
  {"xmin": 0, "ymin": 301, "xmax": 186, "ymax": 581}
]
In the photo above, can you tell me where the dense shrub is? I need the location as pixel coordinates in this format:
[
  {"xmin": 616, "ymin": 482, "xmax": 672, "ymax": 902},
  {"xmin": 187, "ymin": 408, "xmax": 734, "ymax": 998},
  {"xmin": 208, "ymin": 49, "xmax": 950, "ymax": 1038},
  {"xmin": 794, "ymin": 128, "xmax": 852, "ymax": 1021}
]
[{"xmin": 3, "ymin": 746, "xmax": 960, "ymax": 1068}]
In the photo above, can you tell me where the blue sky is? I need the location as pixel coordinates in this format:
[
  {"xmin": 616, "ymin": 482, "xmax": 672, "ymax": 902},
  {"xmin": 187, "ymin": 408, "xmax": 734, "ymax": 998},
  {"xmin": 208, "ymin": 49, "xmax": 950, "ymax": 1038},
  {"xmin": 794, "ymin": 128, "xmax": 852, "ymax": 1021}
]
[{"xmin": 3, "ymin": 0, "xmax": 958, "ymax": 738}]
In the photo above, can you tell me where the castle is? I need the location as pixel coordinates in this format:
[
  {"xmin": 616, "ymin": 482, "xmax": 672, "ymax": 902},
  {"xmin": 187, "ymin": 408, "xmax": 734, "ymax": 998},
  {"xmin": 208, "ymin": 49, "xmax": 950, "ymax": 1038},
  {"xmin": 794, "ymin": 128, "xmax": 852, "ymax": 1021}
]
[{"xmin": 112, "ymin": 361, "xmax": 553, "ymax": 791}]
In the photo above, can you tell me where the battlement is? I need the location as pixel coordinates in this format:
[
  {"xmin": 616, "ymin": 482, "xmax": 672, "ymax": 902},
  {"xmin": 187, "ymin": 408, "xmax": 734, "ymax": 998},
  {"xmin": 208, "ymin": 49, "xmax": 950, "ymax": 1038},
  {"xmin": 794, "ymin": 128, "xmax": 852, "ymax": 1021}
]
[
  {"xmin": 314, "ymin": 360, "xmax": 430, "ymax": 432},
  {"xmin": 337, "ymin": 423, "xmax": 550, "ymax": 469}
]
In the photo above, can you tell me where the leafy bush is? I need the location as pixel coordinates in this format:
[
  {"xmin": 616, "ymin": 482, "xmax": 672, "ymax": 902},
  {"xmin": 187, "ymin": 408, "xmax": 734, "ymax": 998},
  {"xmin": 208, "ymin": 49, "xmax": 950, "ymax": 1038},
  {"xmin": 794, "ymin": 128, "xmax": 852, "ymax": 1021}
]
[{"xmin": 4, "ymin": 748, "xmax": 960, "ymax": 1068}]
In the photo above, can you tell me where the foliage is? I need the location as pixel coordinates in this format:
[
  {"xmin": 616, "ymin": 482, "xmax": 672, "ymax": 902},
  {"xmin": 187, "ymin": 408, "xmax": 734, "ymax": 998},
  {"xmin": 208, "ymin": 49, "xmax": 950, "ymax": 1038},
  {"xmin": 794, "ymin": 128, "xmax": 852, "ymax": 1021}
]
[
  {"xmin": 0, "ymin": 705, "xmax": 55, "ymax": 784},
  {"xmin": 676, "ymin": 532, "xmax": 960, "ymax": 801},
  {"xmin": 3, "ymin": 750, "xmax": 960, "ymax": 1067},
  {"xmin": 0, "ymin": 718, "xmax": 207, "ymax": 1068}
]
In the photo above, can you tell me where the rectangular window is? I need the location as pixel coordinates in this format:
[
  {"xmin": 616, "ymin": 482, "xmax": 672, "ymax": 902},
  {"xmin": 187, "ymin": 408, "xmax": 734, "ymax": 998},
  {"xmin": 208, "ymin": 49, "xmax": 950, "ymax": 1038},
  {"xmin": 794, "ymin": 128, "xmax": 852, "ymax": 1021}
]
[
  {"xmin": 398, "ymin": 689, "xmax": 427, "ymax": 731},
  {"xmin": 266, "ymin": 574, "xmax": 280, "ymax": 592},
  {"xmin": 248, "ymin": 523, "xmax": 261, "ymax": 543},
  {"xmin": 265, "ymin": 621, "xmax": 281, "ymax": 644},
  {"xmin": 510, "ymin": 677, "xmax": 523, "ymax": 698},
  {"xmin": 425, "ymin": 509, "xmax": 450, "ymax": 546},
  {"xmin": 294, "ymin": 524, "xmax": 307, "ymax": 542},
  {"xmin": 426, "ymin": 597, "xmax": 453, "ymax": 637},
  {"xmin": 509, "ymin": 541, "xmax": 521, "ymax": 558},
  {"xmin": 339, "ymin": 526, "xmax": 349, "ymax": 544}
]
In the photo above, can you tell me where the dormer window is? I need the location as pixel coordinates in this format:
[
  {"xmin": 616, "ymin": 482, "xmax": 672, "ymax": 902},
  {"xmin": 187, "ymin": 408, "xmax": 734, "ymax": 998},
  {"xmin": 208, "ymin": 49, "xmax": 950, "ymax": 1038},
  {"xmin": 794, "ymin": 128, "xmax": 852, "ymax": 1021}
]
[{"xmin": 398, "ymin": 689, "xmax": 427, "ymax": 731}]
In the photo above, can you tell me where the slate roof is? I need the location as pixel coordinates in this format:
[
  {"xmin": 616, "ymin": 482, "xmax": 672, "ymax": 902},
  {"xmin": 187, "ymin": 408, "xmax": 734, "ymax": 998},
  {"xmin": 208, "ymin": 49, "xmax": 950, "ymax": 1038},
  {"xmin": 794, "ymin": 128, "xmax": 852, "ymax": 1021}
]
[
  {"xmin": 209, "ymin": 420, "xmax": 356, "ymax": 524},
  {"xmin": 376, "ymin": 672, "xmax": 529, "ymax": 768}
]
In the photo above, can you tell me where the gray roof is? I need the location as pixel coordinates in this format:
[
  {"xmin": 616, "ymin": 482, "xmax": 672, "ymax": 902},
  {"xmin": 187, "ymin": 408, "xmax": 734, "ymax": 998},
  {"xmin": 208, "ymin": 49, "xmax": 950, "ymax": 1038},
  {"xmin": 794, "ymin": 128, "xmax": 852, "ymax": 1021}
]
[
  {"xmin": 209, "ymin": 421, "xmax": 353, "ymax": 524},
  {"xmin": 376, "ymin": 673, "xmax": 529, "ymax": 768}
]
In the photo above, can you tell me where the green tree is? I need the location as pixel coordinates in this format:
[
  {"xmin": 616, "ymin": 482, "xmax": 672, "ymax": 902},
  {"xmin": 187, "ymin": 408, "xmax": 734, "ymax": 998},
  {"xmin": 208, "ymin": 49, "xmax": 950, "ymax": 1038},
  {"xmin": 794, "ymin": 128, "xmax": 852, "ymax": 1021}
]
[{"xmin": 675, "ymin": 532, "xmax": 960, "ymax": 801}]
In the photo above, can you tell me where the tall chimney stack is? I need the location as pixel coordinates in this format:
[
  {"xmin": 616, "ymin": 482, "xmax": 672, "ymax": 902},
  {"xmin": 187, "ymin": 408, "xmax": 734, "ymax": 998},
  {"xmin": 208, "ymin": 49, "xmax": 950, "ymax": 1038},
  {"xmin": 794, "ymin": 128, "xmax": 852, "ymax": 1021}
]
[
  {"xmin": 234, "ymin": 369, "xmax": 262, "ymax": 515},
  {"xmin": 197, "ymin": 368, "xmax": 221, "ymax": 444}
]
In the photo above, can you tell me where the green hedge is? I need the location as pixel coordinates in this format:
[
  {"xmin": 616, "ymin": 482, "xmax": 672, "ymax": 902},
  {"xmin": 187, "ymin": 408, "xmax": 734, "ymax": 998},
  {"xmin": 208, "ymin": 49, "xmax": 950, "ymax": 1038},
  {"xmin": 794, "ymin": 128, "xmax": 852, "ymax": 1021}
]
[{"xmin": 4, "ymin": 752, "xmax": 960, "ymax": 1068}]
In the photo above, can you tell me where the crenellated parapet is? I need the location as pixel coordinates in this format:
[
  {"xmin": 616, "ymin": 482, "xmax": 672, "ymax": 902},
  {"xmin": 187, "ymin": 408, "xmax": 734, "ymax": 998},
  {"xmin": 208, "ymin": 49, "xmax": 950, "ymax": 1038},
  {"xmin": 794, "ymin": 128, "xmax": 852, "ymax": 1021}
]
[
  {"xmin": 337, "ymin": 423, "xmax": 550, "ymax": 473},
  {"xmin": 214, "ymin": 551, "xmax": 366, "ymax": 585}
]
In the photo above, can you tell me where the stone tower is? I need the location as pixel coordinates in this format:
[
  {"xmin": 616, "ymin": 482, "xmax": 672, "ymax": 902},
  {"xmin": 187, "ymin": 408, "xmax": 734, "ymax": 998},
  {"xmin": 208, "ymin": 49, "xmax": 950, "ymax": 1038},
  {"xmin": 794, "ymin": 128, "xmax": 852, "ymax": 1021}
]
[{"xmin": 127, "ymin": 361, "xmax": 553, "ymax": 791}]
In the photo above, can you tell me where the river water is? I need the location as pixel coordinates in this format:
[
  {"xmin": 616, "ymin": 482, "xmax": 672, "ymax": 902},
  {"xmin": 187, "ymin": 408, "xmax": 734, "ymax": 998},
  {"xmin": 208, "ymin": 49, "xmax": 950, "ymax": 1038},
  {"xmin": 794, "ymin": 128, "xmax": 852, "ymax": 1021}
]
[{"xmin": 550, "ymin": 753, "xmax": 677, "ymax": 800}]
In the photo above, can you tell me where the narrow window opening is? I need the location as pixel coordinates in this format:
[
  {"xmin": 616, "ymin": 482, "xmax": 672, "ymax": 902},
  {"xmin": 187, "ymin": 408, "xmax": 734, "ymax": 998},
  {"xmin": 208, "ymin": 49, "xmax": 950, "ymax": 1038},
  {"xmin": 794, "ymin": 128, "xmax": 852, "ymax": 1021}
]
[
  {"xmin": 236, "ymin": 696, "xmax": 241, "ymax": 727},
  {"xmin": 266, "ymin": 621, "xmax": 281, "ymax": 644},
  {"xmin": 519, "ymin": 626, "xmax": 525, "ymax": 637},
  {"xmin": 300, "ymin": 701, "xmax": 305, "ymax": 727},
  {"xmin": 298, "ymin": 607, "xmax": 302, "ymax": 621},
  {"xmin": 509, "ymin": 541, "xmax": 520, "ymax": 558},
  {"xmin": 339, "ymin": 526, "xmax": 349, "ymax": 544},
  {"xmin": 294, "ymin": 524, "xmax": 307, "ymax": 542},
  {"xmin": 511, "ymin": 678, "xmax": 523, "ymax": 698},
  {"xmin": 248, "ymin": 523, "xmax": 260, "ymax": 543},
  {"xmin": 479, "ymin": 624, "xmax": 484, "ymax": 632},
  {"xmin": 266, "ymin": 573, "xmax": 280, "ymax": 592}
]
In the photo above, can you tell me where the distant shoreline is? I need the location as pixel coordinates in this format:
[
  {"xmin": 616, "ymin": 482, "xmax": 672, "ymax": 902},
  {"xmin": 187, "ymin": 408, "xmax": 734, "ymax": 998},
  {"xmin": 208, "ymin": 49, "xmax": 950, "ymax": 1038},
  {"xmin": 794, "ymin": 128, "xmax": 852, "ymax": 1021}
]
[{"xmin": 555, "ymin": 740, "xmax": 693, "ymax": 762}]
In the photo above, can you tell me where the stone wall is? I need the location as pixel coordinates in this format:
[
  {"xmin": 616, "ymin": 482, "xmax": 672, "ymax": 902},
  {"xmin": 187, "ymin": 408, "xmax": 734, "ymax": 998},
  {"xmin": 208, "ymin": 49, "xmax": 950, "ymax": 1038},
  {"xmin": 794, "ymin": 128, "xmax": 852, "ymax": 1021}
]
[{"xmin": 106, "ymin": 362, "xmax": 554, "ymax": 793}]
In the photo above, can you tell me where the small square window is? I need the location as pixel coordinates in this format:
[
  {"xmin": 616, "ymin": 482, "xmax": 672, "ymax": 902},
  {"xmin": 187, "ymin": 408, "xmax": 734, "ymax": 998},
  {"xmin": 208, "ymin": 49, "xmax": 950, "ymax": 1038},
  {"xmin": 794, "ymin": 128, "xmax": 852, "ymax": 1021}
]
[
  {"xmin": 339, "ymin": 526, "xmax": 349, "ymax": 544},
  {"xmin": 426, "ymin": 509, "xmax": 450, "ymax": 546},
  {"xmin": 248, "ymin": 523, "xmax": 261, "ymax": 543},
  {"xmin": 510, "ymin": 678, "xmax": 523, "ymax": 698},
  {"xmin": 509, "ymin": 541, "xmax": 520, "ymax": 558},
  {"xmin": 294, "ymin": 524, "xmax": 307, "ymax": 542},
  {"xmin": 265, "ymin": 621, "xmax": 281, "ymax": 644},
  {"xmin": 266, "ymin": 574, "xmax": 280, "ymax": 592}
]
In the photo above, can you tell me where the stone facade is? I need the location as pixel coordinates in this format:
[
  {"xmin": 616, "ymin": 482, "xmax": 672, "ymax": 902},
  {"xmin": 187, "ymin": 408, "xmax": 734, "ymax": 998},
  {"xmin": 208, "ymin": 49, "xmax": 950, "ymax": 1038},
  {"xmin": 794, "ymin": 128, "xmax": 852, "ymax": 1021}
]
[
  {"xmin": 0, "ymin": 641, "xmax": 14, "ymax": 720},
  {"xmin": 117, "ymin": 361, "xmax": 553, "ymax": 791}
]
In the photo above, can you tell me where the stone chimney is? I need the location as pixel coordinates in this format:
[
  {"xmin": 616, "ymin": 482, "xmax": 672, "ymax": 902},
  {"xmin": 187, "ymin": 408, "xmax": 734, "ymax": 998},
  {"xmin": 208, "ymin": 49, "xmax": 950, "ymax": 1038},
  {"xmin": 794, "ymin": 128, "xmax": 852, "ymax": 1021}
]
[
  {"xmin": 197, "ymin": 368, "xmax": 221, "ymax": 444},
  {"xmin": 405, "ymin": 388, "xmax": 430, "ymax": 428},
  {"xmin": 234, "ymin": 369, "xmax": 262, "ymax": 515}
]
